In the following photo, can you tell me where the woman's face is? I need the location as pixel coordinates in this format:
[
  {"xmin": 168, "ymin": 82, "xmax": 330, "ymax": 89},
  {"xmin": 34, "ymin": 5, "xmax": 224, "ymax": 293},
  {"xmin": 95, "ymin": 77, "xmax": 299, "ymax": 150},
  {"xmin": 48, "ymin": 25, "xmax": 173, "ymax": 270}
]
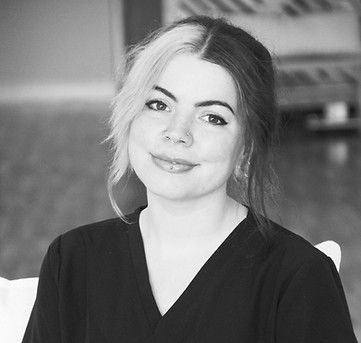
[{"xmin": 128, "ymin": 54, "xmax": 243, "ymax": 202}]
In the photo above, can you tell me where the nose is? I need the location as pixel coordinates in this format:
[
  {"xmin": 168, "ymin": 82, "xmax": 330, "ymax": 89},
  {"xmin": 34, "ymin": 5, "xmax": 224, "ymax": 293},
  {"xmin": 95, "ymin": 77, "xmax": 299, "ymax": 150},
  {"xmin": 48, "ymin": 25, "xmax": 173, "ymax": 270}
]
[{"xmin": 162, "ymin": 118, "xmax": 193, "ymax": 146}]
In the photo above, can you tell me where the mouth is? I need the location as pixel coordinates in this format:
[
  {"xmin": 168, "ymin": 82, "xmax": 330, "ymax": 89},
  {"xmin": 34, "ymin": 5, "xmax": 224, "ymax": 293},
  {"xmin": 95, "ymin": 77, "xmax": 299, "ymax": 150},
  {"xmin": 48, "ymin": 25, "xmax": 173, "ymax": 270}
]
[
  {"xmin": 151, "ymin": 153, "xmax": 198, "ymax": 166},
  {"xmin": 151, "ymin": 153, "xmax": 199, "ymax": 173}
]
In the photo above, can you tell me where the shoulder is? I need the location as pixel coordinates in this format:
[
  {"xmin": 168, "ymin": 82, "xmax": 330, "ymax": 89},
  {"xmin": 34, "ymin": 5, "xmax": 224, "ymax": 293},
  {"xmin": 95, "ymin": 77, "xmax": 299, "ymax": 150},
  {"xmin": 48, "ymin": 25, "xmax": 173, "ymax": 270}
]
[
  {"xmin": 246, "ymin": 211, "xmax": 328, "ymax": 268},
  {"xmin": 40, "ymin": 212, "xmax": 140, "ymax": 284},
  {"xmin": 264, "ymin": 224, "xmax": 357, "ymax": 341},
  {"xmin": 61, "ymin": 217, "xmax": 129, "ymax": 245},
  {"xmin": 269, "ymin": 220, "xmax": 322, "ymax": 261},
  {"xmin": 46, "ymin": 212, "xmax": 139, "ymax": 263},
  {"xmin": 261, "ymin": 219, "xmax": 338, "ymax": 285}
]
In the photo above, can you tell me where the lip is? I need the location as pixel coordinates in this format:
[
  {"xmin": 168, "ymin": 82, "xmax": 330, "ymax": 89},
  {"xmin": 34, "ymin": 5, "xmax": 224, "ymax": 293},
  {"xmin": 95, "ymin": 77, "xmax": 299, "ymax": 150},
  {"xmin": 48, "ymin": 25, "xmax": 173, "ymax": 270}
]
[{"xmin": 151, "ymin": 153, "xmax": 198, "ymax": 166}]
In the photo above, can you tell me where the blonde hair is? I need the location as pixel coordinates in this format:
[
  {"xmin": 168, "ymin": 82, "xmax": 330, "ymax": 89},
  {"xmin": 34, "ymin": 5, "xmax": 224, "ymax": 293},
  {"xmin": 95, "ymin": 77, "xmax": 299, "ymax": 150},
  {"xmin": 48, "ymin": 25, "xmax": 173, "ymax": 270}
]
[{"xmin": 106, "ymin": 23, "xmax": 209, "ymax": 222}]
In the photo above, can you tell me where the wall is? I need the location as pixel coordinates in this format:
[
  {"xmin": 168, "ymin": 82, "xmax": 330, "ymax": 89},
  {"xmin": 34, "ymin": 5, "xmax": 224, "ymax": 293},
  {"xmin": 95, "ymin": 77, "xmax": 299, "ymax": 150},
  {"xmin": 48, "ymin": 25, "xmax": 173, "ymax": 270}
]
[
  {"xmin": 0, "ymin": 0, "xmax": 115, "ymax": 102},
  {"xmin": 229, "ymin": 11, "xmax": 361, "ymax": 56},
  {"xmin": 123, "ymin": 0, "xmax": 162, "ymax": 46},
  {"xmin": 163, "ymin": 1, "xmax": 361, "ymax": 56}
]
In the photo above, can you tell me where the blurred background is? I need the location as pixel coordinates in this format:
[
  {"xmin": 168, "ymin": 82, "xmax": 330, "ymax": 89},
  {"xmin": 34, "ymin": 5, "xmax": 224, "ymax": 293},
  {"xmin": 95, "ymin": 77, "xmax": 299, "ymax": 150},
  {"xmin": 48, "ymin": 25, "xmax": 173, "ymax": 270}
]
[{"xmin": 0, "ymin": 0, "xmax": 360, "ymax": 339}]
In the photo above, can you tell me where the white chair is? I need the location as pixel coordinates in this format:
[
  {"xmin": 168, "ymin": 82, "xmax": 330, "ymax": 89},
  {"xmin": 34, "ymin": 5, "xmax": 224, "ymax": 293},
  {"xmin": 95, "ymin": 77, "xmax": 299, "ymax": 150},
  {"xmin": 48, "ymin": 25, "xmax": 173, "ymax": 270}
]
[
  {"xmin": 0, "ymin": 276, "xmax": 38, "ymax": 343},
  {"xmin": 315, "ymin": 240, "xmax": 341, "ymax": 272},
  {"xmin": 0, "ymin": 240, "xmax": 341, "ymax": 343}
]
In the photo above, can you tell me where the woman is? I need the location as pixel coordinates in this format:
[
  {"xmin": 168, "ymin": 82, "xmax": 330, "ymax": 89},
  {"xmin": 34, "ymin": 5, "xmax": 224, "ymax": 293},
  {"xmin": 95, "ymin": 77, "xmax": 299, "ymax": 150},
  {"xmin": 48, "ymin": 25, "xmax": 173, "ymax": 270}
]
[{"xmin": 23, "ymin": 16, "xmax": 357, "ymax": 342}]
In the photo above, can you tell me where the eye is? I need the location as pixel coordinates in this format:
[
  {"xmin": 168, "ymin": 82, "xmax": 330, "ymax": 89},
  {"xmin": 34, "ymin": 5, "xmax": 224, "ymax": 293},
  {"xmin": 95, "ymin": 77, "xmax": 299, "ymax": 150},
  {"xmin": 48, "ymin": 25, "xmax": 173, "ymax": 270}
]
[
  {"xmin": 203, "ymin": 114, "xmax": 228, "ymax": 126},
  {"xmin": 145, "ymin": 100, "xmax": 170, "ymax": 112}
]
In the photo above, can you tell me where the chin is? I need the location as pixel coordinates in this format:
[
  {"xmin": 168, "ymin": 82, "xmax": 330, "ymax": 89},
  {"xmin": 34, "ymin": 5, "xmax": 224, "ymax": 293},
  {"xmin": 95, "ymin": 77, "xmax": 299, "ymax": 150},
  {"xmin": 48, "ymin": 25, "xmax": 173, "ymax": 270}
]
[{"xmin": 145, "ymin": 177, "xmax": 196, "ymax": 199}]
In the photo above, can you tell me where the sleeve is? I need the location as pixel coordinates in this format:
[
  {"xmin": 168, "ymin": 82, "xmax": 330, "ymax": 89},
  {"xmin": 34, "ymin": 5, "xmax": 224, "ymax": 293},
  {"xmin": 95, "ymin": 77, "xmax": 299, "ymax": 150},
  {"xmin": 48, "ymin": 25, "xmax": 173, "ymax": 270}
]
[
  {"xmin": 276, "ymin": 253, "xmax": 357, "ymax": 343},
  {"xmin": 22, "ymin": 237, "xmax": 62, "ymax": 343}
]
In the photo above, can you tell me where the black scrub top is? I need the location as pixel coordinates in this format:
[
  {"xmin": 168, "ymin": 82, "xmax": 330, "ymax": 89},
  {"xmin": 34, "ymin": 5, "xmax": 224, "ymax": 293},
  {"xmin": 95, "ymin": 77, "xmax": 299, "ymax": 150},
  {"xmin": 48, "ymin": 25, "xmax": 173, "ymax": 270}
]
[{"xmin": 22, "ymin": 205, "xmax": 357, "ymax": 342}]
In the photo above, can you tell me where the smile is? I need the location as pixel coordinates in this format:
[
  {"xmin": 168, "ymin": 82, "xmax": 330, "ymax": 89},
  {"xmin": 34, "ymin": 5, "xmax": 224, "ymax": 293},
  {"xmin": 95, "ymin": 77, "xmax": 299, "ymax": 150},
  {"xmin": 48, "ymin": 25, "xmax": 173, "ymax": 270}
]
[{"xmin": 151, "ymin": 155, "xmax": 198, "ymax": 173}]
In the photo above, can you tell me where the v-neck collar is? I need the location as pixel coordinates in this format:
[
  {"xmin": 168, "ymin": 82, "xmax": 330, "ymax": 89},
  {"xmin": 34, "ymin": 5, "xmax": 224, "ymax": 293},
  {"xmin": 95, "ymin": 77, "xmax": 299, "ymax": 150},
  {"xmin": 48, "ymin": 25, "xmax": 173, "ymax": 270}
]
[{"xmin": 126, "ymin": 204, "xmax": 256, "ymax": 334}]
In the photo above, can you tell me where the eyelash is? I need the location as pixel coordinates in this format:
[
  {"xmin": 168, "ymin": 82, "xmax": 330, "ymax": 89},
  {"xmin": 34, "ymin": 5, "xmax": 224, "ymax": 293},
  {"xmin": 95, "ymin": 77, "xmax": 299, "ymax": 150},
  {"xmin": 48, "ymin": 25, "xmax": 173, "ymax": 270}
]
[
  {"xmin": 145, "ymin": 99, "xmax": 170, "ymax": 112},
  {"xmin": 204, "ymin": 114, "xmax": 228, "ymax": 126},
  {"xmin": 145, "ymin": 99, "xmax": 228, "ymax": 126}
]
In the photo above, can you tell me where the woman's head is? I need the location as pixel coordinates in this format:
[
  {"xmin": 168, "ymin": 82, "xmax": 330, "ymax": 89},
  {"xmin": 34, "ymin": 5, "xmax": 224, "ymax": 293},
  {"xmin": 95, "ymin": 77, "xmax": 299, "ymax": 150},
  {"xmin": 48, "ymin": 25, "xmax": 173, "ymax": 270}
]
[
  {"xmin": 107, "ymin": 15, "xmax": 278, "ymax": 234},
  {"xmin": 127, "ymin": 53, "xmax": 241, "ymax": 206}
]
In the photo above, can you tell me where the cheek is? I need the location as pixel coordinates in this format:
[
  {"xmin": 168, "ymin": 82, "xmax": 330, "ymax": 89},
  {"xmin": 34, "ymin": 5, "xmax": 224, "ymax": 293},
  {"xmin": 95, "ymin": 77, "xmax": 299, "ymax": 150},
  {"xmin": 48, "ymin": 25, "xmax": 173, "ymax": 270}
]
[
  {"xmin": 129, "ymin": 116, "xmax": 153, "ymax": 152},
  {"xmin": 128, "ymin": 119, "xmax": 149, "ymax": 168},
  {"xmin": 200, "ymin": 133, "xmax": 241, "ymax": 167}
]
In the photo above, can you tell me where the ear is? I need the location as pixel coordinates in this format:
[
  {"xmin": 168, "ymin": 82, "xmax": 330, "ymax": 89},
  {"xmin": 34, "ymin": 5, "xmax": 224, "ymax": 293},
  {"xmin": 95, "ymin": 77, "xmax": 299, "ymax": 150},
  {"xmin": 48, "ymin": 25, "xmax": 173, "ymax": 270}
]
[
  {"xmin": 236, "ymin": 143, "xmax": 253, "ymax": 179},
  {"xmin": 232, "ymin": 154, "xmax": 247, "ymax": 180}
]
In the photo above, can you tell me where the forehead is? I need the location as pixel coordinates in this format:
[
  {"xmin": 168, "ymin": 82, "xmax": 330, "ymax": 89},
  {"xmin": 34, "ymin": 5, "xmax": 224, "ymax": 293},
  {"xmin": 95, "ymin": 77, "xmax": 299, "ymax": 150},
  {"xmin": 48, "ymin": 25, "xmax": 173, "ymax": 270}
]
[{"xmin": 155, "ymin": 54, "xmax": 238, "ymax": 105}]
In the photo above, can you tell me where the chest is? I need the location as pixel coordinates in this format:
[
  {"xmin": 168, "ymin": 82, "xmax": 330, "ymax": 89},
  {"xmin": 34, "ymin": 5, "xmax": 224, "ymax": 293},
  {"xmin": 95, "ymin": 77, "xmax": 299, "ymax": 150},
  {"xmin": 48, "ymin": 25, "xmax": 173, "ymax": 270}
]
[{"xmin": 145, "ymin": 250, "xmax": 214, "ymax": 316}]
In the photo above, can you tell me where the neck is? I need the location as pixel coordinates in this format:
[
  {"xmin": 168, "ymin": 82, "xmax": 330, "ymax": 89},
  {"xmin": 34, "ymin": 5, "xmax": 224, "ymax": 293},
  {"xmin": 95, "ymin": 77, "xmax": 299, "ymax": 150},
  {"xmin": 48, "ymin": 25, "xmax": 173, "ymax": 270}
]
[{"xmin": 139, "ymin": 188, "xmax": 247, "ymax": 253}]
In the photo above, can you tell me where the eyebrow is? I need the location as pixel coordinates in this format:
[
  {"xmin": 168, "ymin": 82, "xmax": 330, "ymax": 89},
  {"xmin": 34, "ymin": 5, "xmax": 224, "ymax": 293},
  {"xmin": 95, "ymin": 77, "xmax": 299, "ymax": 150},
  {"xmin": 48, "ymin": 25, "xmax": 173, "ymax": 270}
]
[
  {"xmin": 195, "ymin": 100, "xmax": 234, "ymax": 115},
  {"xmin": 154, "ymin": 86, "xmax": 176, "ymax": 101},
  {"xmin": 153, "ymin": 85, "xmax": 235, "ymax": 115}
]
